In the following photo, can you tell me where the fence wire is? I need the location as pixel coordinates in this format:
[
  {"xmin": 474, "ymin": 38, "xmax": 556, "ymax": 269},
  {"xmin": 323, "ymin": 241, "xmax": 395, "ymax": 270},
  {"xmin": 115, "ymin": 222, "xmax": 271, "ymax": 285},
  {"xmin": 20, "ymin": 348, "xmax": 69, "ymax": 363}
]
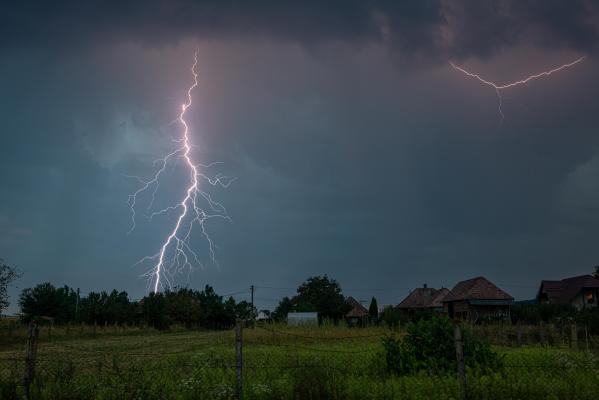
[{"xmin": 1, "ymin": 323, "xmax": 599, "ymax": 400}]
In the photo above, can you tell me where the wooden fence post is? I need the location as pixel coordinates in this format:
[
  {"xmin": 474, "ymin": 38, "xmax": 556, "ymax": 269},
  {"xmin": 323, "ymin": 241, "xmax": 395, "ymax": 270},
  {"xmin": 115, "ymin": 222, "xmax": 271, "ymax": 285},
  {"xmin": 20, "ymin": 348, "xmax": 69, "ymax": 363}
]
[
  {"xmin": 571, "ymin": 322, "xmax": 578, "ymax": 350},
  {"xmin": 585, "ymin": 324, "xmax": 589, "ymax": 352},
  {"xmin": 23, "ymin": 322, "xmax": 39, "ymax": 399},
  {"xmin": 454, "ymin": 325, "xmax": 467, "ymax": 399},
  {"xmin": 539, "ymin": 323, "xmax": 546, "ymax": 347},
  {"xmin": 235, "ymin": 320, "xmax": 243, "ymax": 400},
  {"xmin": 516, "ymin": 323, "xmax": 522, "ymax": 347}
]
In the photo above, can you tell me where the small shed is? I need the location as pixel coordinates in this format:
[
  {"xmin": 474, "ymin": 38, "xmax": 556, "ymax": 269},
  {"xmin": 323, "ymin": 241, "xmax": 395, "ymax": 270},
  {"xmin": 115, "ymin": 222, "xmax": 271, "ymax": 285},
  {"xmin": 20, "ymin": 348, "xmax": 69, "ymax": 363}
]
[
  {"xmin": 287, "ymin": 312, "xmax": 318, "ymax": 326},
  {"xmin": 345, "ymin": 296, "xmax": 369, "ymax": 326}
]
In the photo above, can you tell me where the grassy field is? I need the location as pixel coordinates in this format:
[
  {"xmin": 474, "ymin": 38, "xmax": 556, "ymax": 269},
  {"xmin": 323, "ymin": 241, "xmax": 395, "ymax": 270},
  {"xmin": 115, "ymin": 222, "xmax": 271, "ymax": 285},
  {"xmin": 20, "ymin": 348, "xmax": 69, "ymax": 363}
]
[{"xmin": 0, "ymin": 322, "xmax": 598, "ymax": 399}]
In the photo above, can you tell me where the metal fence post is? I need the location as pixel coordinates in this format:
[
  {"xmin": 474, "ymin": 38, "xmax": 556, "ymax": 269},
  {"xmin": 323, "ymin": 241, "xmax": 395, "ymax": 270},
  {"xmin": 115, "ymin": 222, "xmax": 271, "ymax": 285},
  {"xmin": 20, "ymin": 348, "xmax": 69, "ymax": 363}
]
[
  {"xmin": 23, "ymin": 322, "xmax": 39, "ymax": 399},
  {"xmin": 454, "ymin": 325, "xmax": 467, "ymax": 400},
  {"xmin": 235, "ymin": 320, "xmax": 243, "ymax": 400}
]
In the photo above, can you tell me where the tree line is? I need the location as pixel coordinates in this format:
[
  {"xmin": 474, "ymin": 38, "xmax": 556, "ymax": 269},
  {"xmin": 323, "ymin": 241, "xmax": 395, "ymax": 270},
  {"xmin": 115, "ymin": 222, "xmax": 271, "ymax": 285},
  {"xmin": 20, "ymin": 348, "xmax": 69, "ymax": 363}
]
[{"xmin": 18, "ymin": 282, "xmax": 254, "ymax": 330}]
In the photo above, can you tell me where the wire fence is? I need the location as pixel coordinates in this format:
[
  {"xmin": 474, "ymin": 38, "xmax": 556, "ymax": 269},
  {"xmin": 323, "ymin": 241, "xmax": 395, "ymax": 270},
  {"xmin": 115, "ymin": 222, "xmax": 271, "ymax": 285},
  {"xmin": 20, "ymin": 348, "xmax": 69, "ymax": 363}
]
[{"xmin": 1, "ymin": 322, "xmax": 598, "ymax": 399}]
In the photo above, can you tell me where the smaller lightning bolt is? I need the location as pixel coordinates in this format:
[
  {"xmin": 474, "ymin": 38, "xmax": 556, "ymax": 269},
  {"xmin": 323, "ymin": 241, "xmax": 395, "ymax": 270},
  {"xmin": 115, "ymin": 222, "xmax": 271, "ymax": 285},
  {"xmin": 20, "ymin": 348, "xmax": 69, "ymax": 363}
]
[{"xmin": 450, "ymin": 56, "xmax": 585, "ymax": 122}]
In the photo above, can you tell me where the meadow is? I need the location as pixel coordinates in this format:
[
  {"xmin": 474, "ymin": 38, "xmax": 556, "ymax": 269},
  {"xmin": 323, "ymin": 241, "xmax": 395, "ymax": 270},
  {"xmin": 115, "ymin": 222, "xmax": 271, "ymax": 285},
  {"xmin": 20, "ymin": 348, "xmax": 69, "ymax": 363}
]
[{"xmin": 0, "ymin": 320, "xmax": 598, "ymax": 400}]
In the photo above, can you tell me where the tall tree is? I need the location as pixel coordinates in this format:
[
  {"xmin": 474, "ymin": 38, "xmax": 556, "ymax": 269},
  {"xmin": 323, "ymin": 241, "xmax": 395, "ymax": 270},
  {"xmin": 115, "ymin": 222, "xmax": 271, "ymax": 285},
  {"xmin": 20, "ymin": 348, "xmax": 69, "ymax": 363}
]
[
  {"xmin": 368, "ymin": 296, "xmax": 379, "ymax": 323},
  {"xmin": 19, "ymin": 282, "xmax": 65, "ymax": 322},
  {"xmin": 0, "ymin": 260, "xmax": 21, "ymax": 314},
  {"xmin": 295, "ymin": 275, "xmax": 350, "ymax": 322},
  {"xmin": 594, "ymin": 265, "xmax": 599, "ymax": 280}
]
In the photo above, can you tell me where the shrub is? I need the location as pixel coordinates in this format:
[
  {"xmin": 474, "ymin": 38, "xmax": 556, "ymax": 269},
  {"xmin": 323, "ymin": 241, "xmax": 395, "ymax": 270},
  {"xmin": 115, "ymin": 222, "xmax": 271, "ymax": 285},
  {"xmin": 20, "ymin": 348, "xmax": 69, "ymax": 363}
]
[{"xmin": 382, "ymin": 316, "xmax": 502, "ymax": 376}]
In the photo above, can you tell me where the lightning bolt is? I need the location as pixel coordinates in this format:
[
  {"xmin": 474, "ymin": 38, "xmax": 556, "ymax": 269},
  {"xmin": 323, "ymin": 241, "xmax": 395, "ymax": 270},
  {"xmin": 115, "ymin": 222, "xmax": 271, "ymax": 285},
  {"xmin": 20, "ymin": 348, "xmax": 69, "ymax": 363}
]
[
  {"xmin": 450, "ymin": 56, "xmax": 585, "ymax": 122},
  {"xmin": 126, "ymin": 50, "xmax": 234, "ymax": 292}
]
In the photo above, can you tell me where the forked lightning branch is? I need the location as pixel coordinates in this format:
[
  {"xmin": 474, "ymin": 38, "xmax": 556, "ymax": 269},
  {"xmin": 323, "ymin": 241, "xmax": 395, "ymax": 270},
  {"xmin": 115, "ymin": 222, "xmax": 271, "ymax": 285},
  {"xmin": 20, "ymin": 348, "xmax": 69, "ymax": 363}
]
[
  {"xmin": 450, "ymin": 56, "xmax": 585, "ymax": 122},
  {"xmin": 126, "ymin": 51, "xmax": 234, "ymax": 292}
]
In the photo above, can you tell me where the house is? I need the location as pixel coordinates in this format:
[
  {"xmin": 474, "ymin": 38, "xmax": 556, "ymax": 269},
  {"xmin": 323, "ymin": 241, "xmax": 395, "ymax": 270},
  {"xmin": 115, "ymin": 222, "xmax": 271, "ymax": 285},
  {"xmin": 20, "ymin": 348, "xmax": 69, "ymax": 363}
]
[
  {"xmin": 397, "ymin": 285, "xmax": 449, "ymax": 316},
  {"xmin": 443, "ymin": 277, "xmax": 514, "ymax": 323},
  {"xmin": 287, "ymin": 312, "xmax": 318, "ymax": 326},
  {"xmin": 345, "ymin": 296, "xmax": 369, "ymax": 326},
  {"xmin": 537, "ymin": 274, "xmax": 599, "ymax": 310}
]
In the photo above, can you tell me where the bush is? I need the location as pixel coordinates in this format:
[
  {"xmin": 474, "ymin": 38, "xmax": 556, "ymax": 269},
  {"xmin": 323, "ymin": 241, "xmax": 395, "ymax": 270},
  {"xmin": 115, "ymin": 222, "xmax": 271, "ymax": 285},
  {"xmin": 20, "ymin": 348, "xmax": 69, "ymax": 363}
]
[{"xmin": 382, "ymin": 317, "xmax": 502, "ymax": 376}]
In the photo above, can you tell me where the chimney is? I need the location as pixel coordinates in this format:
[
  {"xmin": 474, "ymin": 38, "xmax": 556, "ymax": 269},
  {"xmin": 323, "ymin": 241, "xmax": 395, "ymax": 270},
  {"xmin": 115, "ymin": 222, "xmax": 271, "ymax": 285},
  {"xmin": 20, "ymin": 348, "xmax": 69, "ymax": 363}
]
[{"xmin": 423, "ymin": 283, "xmax": 427, "ymax": 289}]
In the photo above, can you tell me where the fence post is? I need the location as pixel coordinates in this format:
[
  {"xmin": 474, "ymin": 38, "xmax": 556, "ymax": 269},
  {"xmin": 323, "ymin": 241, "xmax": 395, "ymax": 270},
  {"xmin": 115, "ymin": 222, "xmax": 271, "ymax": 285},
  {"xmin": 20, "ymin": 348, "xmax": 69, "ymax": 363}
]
[
  {"xmin": 571, "ymin": 322, "xmax": 578, "ymax": 350},
  {"xmin": 585, "ymin": 324, "xmax": 589, "ymax": 352},
  {"xmin": 454, "ymin": 325, "xmax": 467, "ymax": 399},
  {"xmin": 23, "ymin": 322, "xmax": 39, "ymax": 399},
  {"xmin": 539, "ymin": 322, "xmax": 546, "ymax": 347},
  {"xmin": 516, "ymin": 323, "xmax": 522, "ymax": 347},
  {"xmin": 235, "ymin": 320, "xmax": 243, "ymax": 400}
]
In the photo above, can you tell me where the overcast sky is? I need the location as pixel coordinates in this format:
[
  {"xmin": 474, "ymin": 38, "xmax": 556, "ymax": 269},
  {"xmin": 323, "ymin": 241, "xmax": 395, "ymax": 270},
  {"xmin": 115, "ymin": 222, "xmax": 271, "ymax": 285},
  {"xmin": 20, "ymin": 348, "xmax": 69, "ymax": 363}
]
[{"xmin": 2, "ymin": 1, "xmax": 599, "ymax": 313}]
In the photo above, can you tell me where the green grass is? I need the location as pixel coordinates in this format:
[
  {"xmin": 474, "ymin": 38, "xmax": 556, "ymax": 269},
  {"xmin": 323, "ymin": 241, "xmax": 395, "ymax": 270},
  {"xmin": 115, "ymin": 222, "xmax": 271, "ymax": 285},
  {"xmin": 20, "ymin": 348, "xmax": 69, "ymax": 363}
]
[{"xmin": 0, "ymin": 323, "xmax": 597, "ymax": 399}]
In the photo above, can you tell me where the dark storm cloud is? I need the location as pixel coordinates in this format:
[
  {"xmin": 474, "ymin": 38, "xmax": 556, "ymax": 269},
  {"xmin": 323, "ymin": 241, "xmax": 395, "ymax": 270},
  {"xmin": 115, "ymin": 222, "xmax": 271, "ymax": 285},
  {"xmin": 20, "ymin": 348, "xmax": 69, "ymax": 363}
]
[
  {"xmin": 446, "ymin": 0, "xmax": 599, "ymax": 58},
  {"xmin": 2, "ymin": 1, "xmax": 598, "ymax": 60},
  {"xmin": 1, "ymin": 1, "xmax": 599, "ymax": 313}
]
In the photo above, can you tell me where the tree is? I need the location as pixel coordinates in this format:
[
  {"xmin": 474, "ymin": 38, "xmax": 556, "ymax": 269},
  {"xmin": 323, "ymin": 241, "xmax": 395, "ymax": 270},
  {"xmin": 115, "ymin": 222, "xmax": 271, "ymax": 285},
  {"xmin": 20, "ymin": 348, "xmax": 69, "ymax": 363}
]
[
  {"xmin": 594, "ymin": 265, "xmax": 599, "ymax": 280},
  {"xmin": 273, "ymin": 296, "xmax": 294, "ymax": 322},
  {"xmin": 295, "ymin": 275, "xmax": 350, "ymax": 322},
  {"xmin": 0, "ymin": 260, "xmax": 21, "ymax": 314},
  {"xmin": 19, "ymin": 283, "xmax": 63, "ymax": 322},
  {"xmin": 368, "ymin": 296, "xmax": 379, "ymax": 323},
  {"xmin": 142, "ymin": 292, "xmax": 169, "ymax": 329}
]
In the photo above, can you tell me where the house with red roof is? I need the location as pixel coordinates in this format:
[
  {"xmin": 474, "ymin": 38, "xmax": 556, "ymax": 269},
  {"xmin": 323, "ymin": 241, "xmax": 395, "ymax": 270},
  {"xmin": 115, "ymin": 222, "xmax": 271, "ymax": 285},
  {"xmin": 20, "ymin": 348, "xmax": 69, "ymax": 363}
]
[
  {"xmin": 537, "ymin": 274, "xmax": 599, "ymax": 311},
  {"xmin": 397, "ymin": 284, "xmax": 449, "ymax": 317},
  {"xmin": 443, "ymin": 277, "xmax": 514, "ymax": 323},
  {"xmin": 345, "ymin": 296, "xmax": 369, "ymax": 326}
]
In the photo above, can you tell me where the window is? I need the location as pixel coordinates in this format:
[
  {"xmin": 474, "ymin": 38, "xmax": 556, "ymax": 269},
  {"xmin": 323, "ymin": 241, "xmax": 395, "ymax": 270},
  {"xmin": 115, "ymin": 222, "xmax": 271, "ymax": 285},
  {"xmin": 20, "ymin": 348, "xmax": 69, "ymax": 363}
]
[{"xmin": 586, "ymin": 291, "xmax": 594, "ymax": 305}]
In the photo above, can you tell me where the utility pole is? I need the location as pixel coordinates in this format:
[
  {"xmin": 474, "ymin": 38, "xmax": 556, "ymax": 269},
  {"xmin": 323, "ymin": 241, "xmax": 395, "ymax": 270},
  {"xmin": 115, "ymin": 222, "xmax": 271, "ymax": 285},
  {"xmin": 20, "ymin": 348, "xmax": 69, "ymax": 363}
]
[
  {"xmin": 250, "ymin": 285, "xmax": 254, "ymax": 319},
  {"xmin": 75, "ymin": 288, "xmax": 80, "ymax": 322}
]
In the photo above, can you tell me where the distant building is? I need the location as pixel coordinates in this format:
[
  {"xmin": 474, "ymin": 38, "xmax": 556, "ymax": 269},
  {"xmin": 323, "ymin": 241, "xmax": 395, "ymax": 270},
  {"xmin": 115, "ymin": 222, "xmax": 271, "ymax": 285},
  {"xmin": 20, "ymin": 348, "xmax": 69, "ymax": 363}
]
[
  {"xmin": 537, "ymin": 274, "xmax": 599, "ymax": 311},
  {"xmin": 287, "ymin": 312, "xmax": 318, "ymax": 326},
  {"xmin": 443, "ymin": 277, "xmax": 514, "ymax": 323},
  {"xmin": 256, "ymin": 311, "xmax": 270, "ymax": 321},
  {"xmin": 397, "ymin": 284, "xmax": 449, "ymax": 316},
  {"xmin": 345, "ymin": 296, "xmax": 369, "ymax": 326}
]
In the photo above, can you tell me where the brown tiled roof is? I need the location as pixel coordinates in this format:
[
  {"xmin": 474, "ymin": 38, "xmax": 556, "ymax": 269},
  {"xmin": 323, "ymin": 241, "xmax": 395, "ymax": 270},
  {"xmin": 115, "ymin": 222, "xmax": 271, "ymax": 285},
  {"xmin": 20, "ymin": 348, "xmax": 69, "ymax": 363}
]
[
  {"xmin": 398, "ymin": 288, "xmax": 437, "ymax": 309},
  {"xmin": 346, "ymin": 296, "xmax": 369, "ymax": 318},
  {"xmin": 430, "ymin": 288, "xmax": 450, "ymax": 308},
  {"xmin": 538, "ymin": 275, "xmax": 599, "ymax": 304},
  {"xmin": 443, "ymin": 277, "xmax": 513, "ymax": 302}
]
